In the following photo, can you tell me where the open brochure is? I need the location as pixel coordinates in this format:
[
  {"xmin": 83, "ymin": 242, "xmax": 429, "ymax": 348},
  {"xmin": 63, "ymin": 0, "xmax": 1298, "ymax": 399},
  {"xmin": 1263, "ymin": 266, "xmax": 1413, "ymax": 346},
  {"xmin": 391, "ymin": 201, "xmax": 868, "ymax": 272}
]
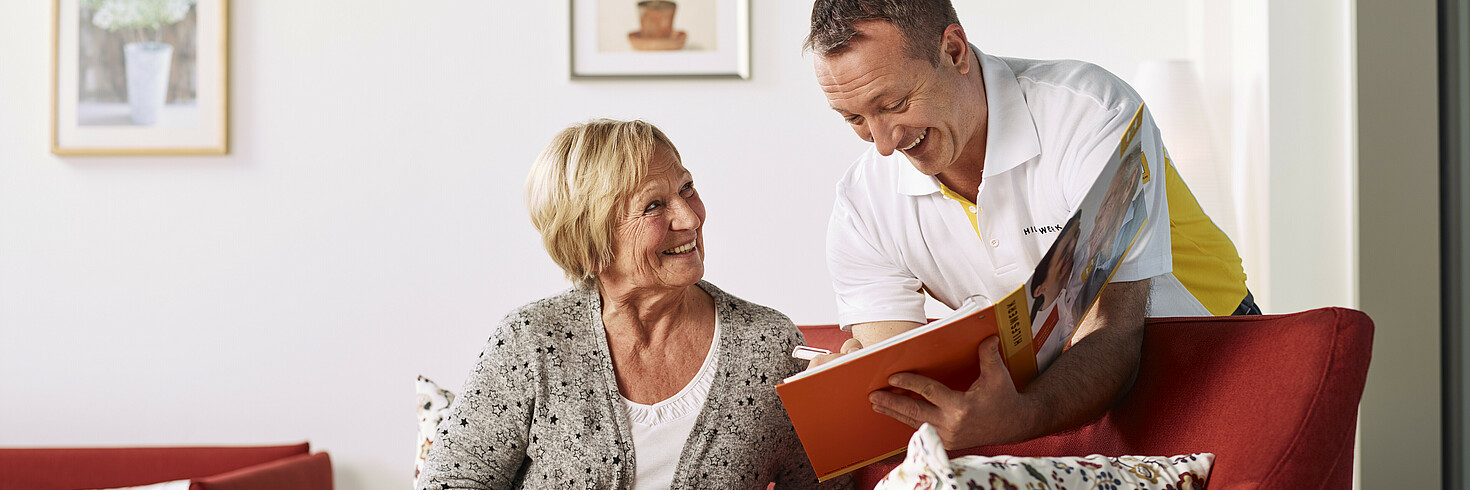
[{"xmin": 777, "ymin": 104, "xmax": 1156, "ymax": 481}]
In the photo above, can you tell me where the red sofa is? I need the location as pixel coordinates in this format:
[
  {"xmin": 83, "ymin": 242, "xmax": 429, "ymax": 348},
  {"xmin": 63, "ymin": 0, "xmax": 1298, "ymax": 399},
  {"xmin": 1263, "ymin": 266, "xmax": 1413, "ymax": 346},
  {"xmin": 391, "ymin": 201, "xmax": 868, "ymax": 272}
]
[
  {"xmin": 798, "ymin": 307, "xmax": 1374, "ymax": 489},
  {"xmin": 0, "ymin": 442, "xmax": 332, "ymax": 490}
]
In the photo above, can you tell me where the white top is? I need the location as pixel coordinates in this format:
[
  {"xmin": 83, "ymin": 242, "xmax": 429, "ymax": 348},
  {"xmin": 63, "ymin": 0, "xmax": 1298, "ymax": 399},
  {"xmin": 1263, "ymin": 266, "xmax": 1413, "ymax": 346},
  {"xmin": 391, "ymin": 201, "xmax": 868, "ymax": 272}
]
[
  {"xmin": 827, "ymin": 50, "xmax": 1214, "ymax": 345},
  {"xmin": 621, "ymin": 317, "xmax": 721, "ymax": 490}
]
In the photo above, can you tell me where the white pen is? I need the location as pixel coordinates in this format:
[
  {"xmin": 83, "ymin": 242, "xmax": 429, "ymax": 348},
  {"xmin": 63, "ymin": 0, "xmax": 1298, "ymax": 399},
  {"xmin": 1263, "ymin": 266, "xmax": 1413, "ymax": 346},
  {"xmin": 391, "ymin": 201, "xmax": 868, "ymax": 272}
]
[{"xmin": 790, "ymin": 345, "xmax": 832, "ymax": 361}]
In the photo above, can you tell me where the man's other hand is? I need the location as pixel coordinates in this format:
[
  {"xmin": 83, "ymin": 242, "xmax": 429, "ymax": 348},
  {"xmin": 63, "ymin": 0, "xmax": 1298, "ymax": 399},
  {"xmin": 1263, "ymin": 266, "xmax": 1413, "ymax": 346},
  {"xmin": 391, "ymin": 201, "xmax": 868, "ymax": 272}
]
[
  {"xmin": 866, "ymin": 279, "xmax": 1151, "ymax": 450},
  {"xmin": 867, "ymin": 336, "xmax": 1032, "ymax": 449}
]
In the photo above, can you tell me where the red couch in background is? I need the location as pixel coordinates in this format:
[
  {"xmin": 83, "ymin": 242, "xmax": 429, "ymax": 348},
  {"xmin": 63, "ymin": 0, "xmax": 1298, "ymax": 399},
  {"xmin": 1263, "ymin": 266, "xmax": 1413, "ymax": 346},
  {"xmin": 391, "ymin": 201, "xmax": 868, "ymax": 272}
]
[
  {"xmin": 0, "ymin": 442, "xmax": 331, "ymax": 490},
  {"xmin": 798, "ymin": 307, "xmax": 1374, "ymax": 490}
]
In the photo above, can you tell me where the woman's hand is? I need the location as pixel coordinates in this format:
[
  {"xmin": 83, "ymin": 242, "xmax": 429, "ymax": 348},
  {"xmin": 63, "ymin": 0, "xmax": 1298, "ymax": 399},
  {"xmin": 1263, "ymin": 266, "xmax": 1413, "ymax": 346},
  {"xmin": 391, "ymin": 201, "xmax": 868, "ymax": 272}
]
[
  {"xmin": 805, "ymin": 338, "xmax": 863, "ymax": 369},
  {"xmin": 805, "ymin": 320, "xmax": 922, "ymax": 370}
]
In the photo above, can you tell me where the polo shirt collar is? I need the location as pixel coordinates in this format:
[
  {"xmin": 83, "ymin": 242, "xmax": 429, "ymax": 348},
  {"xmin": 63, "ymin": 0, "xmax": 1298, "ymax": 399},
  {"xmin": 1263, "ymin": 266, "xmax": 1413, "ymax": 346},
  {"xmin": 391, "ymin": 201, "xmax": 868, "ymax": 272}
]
[{"xmin": 895, "ymin": 48, "xmax": 1042, "ymax": 196}]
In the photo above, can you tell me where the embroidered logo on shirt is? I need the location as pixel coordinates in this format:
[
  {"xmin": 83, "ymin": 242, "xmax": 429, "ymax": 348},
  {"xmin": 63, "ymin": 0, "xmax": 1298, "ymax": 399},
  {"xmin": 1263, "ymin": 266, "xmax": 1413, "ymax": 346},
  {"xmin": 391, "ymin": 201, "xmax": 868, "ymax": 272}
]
[{"xmin": 1022, "ymin": 224, "xmax": 1064, "ymax": 236}]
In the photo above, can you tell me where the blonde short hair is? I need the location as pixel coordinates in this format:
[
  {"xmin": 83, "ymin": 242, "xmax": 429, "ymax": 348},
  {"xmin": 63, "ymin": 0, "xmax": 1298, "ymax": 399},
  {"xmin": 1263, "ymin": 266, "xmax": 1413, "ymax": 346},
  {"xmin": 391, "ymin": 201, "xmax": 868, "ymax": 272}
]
[{"xmin": 525, "ymin": 119, "xmax": 680, "ymax": 289}]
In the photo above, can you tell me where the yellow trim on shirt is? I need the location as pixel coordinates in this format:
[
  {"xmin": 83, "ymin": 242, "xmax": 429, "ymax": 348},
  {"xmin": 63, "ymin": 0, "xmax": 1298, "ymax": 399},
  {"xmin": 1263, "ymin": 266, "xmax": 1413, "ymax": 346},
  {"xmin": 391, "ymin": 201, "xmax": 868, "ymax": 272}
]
[
  {"xmin": 935, "ymin": 148, "xmax": 1246, "ymax": 315},
  {"xmin": 1163, "ymin": 152, "xmax": 1249, "ymax": 315},
  {"xmin": 939, "ymin": 184, "xmax": 982, "ymax": 239}
]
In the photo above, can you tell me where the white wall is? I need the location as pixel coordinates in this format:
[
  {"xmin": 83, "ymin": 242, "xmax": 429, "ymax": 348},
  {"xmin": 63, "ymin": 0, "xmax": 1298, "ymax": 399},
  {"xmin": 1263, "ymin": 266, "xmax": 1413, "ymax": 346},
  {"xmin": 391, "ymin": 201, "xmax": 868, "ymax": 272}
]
[
  {"xmin": 0, "ymin": 1, "xmax": 1201, "ymax": 488},
  {"xmin": 1264, "ymin": 0, "xmax": 1356, "ymax": 315},
  {"xmin": 1354, "ymin": 0, "xmax": 1443, "ymax": 487}
]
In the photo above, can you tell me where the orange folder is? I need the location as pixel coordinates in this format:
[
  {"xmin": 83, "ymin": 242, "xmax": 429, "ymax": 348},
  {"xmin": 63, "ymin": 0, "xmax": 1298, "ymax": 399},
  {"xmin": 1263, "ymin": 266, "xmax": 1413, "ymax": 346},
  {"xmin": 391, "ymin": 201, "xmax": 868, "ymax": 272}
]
[{"xmin": 776, "ymin": 287, "xmax": 1038, "ymax": 481}]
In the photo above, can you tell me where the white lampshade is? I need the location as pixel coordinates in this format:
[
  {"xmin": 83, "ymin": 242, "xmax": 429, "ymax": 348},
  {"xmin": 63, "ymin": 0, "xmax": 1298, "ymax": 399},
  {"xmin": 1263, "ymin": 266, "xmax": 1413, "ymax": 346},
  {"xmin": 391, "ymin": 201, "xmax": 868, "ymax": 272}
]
[{"xmin": 1131, "ymin": 59, "xmax": 1238, "ymax": 240}]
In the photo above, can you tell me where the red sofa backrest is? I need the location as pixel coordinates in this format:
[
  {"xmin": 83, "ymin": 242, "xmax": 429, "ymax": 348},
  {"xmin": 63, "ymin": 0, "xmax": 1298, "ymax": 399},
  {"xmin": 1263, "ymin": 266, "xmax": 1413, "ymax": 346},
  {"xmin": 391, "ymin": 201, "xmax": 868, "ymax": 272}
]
[
  {"xmin": 798, "ymin": 307, "xmax": 1374, "ymax": 490},
  {"xmin": 0, "ymin": 443, "xmax": 310, "ymax": 490}
]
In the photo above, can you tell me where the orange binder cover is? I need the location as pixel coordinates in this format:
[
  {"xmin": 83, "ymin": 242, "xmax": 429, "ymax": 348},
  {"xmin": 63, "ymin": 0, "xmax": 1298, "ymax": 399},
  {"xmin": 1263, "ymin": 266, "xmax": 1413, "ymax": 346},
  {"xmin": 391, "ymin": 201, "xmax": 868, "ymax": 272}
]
[{"xmin": 775, "ymin": 287, "xmax": 1037, "ymax": 481}]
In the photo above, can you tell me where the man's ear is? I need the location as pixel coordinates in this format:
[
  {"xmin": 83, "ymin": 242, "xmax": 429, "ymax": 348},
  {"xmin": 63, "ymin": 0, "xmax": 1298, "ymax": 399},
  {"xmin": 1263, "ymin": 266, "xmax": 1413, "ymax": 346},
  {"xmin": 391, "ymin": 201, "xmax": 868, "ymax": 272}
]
[{"xmin": 940, "ymin": 24, "xmax": 971, "ymax": 74}]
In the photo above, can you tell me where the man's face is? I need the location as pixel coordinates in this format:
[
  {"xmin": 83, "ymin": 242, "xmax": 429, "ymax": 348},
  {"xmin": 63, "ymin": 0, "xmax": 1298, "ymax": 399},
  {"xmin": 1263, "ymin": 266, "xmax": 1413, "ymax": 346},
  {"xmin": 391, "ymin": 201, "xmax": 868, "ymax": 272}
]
[{"xmin": 814, "ymin": 21, "xmax": 983, "ymax": 178}]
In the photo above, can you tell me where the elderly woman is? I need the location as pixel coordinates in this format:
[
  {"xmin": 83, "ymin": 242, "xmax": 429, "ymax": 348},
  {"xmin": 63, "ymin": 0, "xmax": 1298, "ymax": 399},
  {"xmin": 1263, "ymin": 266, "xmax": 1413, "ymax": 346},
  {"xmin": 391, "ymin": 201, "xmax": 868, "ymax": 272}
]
[{"xmin": 417, "ymin": 119, "xmax": 846, "ymax": 489}]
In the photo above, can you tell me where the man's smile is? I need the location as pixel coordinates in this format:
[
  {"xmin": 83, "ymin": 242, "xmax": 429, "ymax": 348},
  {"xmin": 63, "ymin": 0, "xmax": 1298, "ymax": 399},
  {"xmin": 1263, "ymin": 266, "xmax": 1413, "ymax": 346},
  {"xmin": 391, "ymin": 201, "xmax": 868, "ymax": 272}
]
[{"xmin": 900, "ymin": 128, "xmax": 928, "ymax": 153}]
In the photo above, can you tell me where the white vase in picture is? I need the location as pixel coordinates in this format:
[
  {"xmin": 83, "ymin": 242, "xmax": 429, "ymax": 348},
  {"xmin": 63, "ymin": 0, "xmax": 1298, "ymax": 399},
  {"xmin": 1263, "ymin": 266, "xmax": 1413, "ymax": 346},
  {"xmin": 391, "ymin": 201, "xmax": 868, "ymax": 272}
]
[{"xmin": 123, "ymin": 41, "xmax": 174, "ymax": 125}]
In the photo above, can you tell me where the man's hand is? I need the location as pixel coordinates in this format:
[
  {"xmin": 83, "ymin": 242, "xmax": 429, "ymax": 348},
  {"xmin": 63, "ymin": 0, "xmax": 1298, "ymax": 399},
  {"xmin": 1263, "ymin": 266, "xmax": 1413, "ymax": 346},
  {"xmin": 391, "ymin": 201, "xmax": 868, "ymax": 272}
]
[
  {"xmin": 866, "ymin": 279, "xmax": 1151, "ymax": 449},
  {"xmin": 869, "ymin": 336, "xmax": 1034, "ymax": 448}
]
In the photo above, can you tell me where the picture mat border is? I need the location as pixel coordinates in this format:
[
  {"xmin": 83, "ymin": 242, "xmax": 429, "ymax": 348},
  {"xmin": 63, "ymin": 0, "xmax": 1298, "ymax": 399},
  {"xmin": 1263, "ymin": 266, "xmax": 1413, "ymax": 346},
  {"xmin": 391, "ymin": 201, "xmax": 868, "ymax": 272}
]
[
  {"xmin": 570, "ymin": 0, "xmax": 750, "ymax": 79},
  {"xmin": 51, "ymin": 0, "xmax": 231, "ymax": 156}
]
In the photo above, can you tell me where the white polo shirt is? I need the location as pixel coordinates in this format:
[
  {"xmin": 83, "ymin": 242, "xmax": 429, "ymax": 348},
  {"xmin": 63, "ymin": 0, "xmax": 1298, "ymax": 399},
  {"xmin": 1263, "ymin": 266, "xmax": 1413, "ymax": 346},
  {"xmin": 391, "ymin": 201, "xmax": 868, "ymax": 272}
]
[{"xmin": 827, "ymin": 50, "xmax": 1246, "ymax": 329}]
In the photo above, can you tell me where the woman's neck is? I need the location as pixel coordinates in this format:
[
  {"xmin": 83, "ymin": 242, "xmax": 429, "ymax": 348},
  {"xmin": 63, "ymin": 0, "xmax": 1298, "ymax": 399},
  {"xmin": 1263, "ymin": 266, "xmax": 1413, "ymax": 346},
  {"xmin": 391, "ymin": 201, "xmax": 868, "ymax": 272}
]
[
  {"xmin": 599, "ymin": 281, "xmax": 716, "ymax": 404},
  {"xmin": 599, "ymin": 281, "xmax": 710, "ymax": 345}
]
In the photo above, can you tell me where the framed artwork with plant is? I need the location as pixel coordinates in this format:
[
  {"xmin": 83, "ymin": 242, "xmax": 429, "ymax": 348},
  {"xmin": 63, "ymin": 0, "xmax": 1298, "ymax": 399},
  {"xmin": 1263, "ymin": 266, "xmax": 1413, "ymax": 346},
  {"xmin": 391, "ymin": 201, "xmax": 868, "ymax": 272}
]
[
  {"xmin": 570, "ymin": 0, "xmax": 750, "ymax": 79},
  {"xmin": 51, "ymin": 0, "xmax": 229, "ymax": 155}
]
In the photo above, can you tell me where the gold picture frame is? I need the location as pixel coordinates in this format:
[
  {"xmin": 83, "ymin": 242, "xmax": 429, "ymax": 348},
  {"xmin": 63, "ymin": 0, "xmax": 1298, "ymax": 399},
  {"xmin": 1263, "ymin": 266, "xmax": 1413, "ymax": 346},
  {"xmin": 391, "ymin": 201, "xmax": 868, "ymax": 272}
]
[
  {"xmin": 571, "ymin": 0, "xmax": 751, "ymax": 79},
  {"xmin": 51, "ymin": 0, "xmax": 230, "ymax": 155}
]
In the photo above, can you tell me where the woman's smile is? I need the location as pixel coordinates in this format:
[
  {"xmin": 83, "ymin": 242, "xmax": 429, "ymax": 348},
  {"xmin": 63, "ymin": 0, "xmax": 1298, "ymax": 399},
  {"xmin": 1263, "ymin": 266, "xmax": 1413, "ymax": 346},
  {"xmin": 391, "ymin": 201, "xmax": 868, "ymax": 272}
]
[{"xmin": 662, "ymin": 240, "xmax": 698, "ymax": 255}]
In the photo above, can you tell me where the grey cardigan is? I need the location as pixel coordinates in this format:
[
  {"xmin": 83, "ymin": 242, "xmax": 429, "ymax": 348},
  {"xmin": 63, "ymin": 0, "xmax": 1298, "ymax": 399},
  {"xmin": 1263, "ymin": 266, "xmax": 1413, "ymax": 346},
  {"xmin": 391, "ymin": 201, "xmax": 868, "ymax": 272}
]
[{"xmin": 417, "ymin": 281, "xmax": 851, "ymax": 489}]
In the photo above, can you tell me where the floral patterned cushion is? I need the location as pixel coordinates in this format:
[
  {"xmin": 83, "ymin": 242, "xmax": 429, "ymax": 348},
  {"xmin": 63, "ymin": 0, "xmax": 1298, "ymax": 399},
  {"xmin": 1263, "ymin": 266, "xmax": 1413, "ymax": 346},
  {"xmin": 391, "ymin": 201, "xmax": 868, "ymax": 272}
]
[
  {"xmin": 876, "ymin": 424, "xmax": 1213, "ymax": 490},
  {"xmin": 95, "ymin": 480, "xmax": 191, "ymax": 490},
  {"xmin": 415, "ymin": 375, "xmax": 456, "ymax": 480}
]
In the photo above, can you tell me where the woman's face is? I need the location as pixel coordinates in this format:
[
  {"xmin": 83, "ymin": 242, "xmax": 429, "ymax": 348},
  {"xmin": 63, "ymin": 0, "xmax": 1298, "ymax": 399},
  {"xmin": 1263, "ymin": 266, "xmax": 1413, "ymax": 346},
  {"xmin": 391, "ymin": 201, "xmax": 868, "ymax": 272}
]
[
  {"xmin": 600, "ymin": 146, "xmax": 706, "ymax": 292},
  {"xmin": 1035, "ymin": 226, "xmax": 1079, "ymax": 308}
]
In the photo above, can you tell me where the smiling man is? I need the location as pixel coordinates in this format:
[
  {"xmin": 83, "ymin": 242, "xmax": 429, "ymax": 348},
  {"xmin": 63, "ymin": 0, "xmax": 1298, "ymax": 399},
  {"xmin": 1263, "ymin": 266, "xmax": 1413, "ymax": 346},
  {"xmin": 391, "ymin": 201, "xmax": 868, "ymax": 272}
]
[{"xmin": 805, "ymin": 0, "xmax": 1255, "ymax": 449}]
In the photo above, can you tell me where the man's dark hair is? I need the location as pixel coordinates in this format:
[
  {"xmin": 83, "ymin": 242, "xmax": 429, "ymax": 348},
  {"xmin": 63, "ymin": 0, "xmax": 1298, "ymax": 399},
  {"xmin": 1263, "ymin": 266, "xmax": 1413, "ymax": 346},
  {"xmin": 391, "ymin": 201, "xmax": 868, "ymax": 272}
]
[{"xmin": 804, "ymin": 0, "xmax": 961, "ymax": 66}]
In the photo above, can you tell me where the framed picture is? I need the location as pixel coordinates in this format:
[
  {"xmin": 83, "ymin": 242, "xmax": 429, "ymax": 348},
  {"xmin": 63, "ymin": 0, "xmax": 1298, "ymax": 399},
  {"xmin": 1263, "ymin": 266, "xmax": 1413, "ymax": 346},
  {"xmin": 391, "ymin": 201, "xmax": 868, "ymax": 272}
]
[
  {"xmin": 52, "ymin": 0, "xmax": 229, "ymax": 156},
  {"xmin": 571, "ymin": 0, "xmax": 750, "ymax": 79}
]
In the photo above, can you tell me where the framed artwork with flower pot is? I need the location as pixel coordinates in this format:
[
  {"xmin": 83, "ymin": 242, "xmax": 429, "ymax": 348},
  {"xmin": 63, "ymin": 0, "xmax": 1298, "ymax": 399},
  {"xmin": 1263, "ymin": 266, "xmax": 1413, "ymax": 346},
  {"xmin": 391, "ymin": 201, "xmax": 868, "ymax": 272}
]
[
  {"xmin": 571, "ymin": 0, "xmax": 750, "ymax": 79},
  {"xmin": 51, "ymin": 0, "xmax": 229, "ymax": 155}
]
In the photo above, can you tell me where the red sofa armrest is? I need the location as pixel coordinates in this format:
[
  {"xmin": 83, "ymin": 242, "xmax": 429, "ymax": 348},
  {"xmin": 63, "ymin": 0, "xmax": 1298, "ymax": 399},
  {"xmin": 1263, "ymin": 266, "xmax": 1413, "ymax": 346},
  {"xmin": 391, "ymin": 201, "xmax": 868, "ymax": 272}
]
[
  {"xmin": 797, "ymin": 323, "xmax": 851, "ymax": 353},
  {"xmin": 191, "ymin": 452, "xmax": 332, "ymax": 490},
  {"xmin": 801, "ymin": 307, "xmax": 1374, "ymax": 490},
  {"xmin": 0, "ymin": 444, "xmax": 311, "ymax": 490}
]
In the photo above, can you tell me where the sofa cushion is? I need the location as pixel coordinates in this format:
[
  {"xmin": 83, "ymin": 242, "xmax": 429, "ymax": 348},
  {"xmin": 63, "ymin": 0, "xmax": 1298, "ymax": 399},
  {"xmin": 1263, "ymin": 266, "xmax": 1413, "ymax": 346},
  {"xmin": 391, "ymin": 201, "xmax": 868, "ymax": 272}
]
[
  {"xmin": 874, "ymin": 424, "xmax": 1211, "ymax": 490},
  {"xmin": 91, "ymin": 480, "xmax": 191, "ymax": 490},
  {"xmin": 415, "ymin": 375, "xmax": 455, "ymax": 480}
]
